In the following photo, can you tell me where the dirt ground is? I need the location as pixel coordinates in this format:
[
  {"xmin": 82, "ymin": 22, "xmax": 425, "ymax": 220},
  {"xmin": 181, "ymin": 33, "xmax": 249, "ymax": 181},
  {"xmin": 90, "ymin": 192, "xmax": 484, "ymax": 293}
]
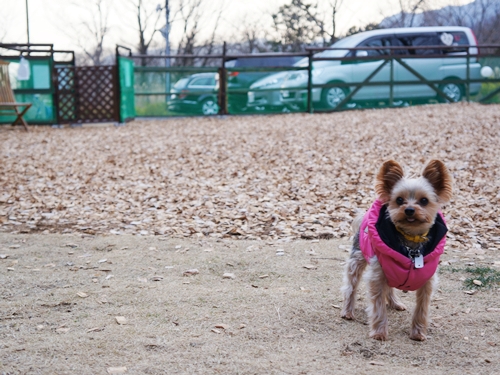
[
  {"xmin": 1, "ymin": 103, "xmax": 500, "ymax": 374},
  {"xmin": 1, "ymin": 233, "xmax": 499, "ymax": 374}
]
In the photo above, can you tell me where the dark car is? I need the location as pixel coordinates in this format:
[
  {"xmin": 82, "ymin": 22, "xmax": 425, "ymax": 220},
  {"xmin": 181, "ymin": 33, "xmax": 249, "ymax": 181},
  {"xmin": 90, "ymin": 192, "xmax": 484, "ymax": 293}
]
[
  {"xmin": 226, "ymin": 56, "xmax": 304, "ymax": 111},
  {"xmin": 167, "ymin": 56, "xmax": 304, "ymax": 115},
  {"xmin": 168, "ymin": 73, "xmax": 219, "ymax": 115}
]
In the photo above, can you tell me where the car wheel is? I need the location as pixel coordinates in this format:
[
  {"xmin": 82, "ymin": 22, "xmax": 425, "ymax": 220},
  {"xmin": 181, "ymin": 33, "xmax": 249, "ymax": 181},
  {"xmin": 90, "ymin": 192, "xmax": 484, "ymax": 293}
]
[
  {"xmin": 201, "ymin": 98, "xmax": 219, "ymax": 115},
  {"xmin": 438, "ymin": 82, "xmax": 463, "ymax": 103},
  {"xmin": 321, "ymin": 85, "xmax": 348, "ymax": 109}
]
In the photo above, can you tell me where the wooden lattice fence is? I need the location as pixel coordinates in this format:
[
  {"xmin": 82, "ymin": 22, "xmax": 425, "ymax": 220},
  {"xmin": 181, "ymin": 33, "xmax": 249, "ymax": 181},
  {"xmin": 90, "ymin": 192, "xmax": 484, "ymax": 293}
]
[{"xmin": 54, "ymin": 65, "xmax": 119, "ymax": 124}]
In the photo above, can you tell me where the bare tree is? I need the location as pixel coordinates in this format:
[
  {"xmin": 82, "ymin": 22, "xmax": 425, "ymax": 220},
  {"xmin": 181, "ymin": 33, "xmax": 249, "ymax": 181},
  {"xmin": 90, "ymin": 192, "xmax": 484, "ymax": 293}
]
[
  {"xmin": 0, "ymin": 15, "xmax": 8, "ymax": 43},
  {"xmin": 71, "ymin": 0, "xmax": 112, "ymax": 66},
  {"xmin": 329, "ymin": 0, "xmax": 344, "ymax": 44},
  {"xmin": 128, "ymin": 0, "xmax": 163, "ymax": 56},
  {"xmin": 381, "ymin": 0, "xmax": 428, "ymax": 28},
  {"xmin": 232, "ymin": 20, "xmax": 273, "ymax": 53},
  {"xmin": 168, "ymin": 0, "xmax": 225, "ymax": 66},
  {"xmin": 270, "ymin": 0, "xmax": 344, "ymax": 52},
  {"xmin": 345, "ymin": 23, "xmax": 380, "ymax": 37}
]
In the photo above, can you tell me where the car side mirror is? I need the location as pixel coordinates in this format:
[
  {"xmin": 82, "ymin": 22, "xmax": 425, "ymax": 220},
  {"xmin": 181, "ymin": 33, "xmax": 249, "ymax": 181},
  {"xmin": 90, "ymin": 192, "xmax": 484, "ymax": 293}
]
[{"xmin": 356, "ymin": 50, "xmax": 368, "ymax": 57}]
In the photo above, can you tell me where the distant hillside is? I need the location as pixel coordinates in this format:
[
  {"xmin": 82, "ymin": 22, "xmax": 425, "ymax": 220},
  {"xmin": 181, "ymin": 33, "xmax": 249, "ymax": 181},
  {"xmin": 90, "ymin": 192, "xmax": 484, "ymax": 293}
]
[{"xmin": 379, "ymin": 0, "xmax": 500, "ymax": 44}]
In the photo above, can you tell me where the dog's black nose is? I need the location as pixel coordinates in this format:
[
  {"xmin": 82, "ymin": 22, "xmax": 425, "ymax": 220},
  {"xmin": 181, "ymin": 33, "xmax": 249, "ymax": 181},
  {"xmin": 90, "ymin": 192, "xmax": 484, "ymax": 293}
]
[{"xmin": 405, "ymin": 207, "xmax": 415, "ymax": 216}]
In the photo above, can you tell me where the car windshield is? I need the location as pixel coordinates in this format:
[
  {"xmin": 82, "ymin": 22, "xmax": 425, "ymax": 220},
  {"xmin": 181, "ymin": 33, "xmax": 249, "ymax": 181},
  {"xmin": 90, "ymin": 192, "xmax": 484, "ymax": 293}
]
[
  {"xmin": 173, "ymin": 78, "xmax": 189, "ymax": 89},
  {"xmin": 314, "ymin": 35, "xmax": 360, "ymax": 58}
]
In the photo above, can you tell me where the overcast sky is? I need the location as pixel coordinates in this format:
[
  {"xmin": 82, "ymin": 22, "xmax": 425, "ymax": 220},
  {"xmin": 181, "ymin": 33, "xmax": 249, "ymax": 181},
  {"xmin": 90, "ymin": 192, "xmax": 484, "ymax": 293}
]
[{"xmin": 1, "ymin": 0, "xmax": 472, "ymax": 54}]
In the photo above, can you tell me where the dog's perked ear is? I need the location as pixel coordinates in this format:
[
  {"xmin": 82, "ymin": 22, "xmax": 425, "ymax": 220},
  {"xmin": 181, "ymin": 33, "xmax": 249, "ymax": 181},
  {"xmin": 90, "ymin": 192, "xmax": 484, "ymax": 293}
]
[
  {"xmin": 422, "ymin": 160, "xmax": 453, "ymax": 203},
  {"xmin": 375, "ymin": 160, "xmax": 404, "ymax": 202}
]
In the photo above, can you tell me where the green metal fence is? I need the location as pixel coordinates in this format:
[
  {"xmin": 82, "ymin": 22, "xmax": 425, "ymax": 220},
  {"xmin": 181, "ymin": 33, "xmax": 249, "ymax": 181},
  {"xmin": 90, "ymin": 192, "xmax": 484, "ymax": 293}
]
[
  {"xmin": 0, "ymin": 56, "xmax": 55, "ymax": 124},
  {"xmin": 1, "ymin": 44, "xmax": 75, "ymax": 125},
  {"xmin": 121, "ymin": 44, "xmax": 500, "ymax": 118}
]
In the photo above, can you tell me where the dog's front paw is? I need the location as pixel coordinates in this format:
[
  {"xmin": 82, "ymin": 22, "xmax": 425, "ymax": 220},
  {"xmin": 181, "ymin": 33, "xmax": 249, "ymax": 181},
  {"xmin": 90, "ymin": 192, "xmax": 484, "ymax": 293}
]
[
  {"xmin": 341, "ymin": 310, "xmax": 355, "ymax": 320},
  {"xmin": 370, "ymin": 332, "xmax": 387, "ymax": 341},
  {"xmin": 410, "ymin": 330, "xmax": 427, "ymax": 341}
]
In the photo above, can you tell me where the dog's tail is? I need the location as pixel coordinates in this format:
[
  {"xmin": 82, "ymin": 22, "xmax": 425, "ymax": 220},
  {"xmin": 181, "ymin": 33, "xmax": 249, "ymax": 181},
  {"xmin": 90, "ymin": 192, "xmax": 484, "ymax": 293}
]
[{"xmin": 351, "ymin": 209, "xmax": 365, "ymax": 235}]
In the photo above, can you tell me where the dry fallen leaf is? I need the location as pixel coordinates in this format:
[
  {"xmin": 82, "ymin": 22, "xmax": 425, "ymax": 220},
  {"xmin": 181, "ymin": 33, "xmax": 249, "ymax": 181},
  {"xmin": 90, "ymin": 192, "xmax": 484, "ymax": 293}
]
[
  {"xmin": 303, "ymin": 264, "xmax": 317, "ymax": 270},
  {"xmin": 107, "ymin": 367, "xmax": 127, "ymax": 374},
  {"xmin": 183, "ymin": 269, "xmax": 199, "ymax": 276},
  {"xmin": 87, "ymin": 327, "xmax": 104, "ymax": 333}
]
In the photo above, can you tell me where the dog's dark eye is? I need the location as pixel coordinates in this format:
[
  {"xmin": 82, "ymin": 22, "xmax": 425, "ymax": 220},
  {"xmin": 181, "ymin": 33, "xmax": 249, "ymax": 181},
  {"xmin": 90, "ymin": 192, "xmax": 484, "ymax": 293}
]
[
  {"xmin": 396, "ymin": 197, "xmax": 404, "ymax": 205},
  {"xmin": 420, "ymin": 197, "xmax": 429, "ymax": 206}
]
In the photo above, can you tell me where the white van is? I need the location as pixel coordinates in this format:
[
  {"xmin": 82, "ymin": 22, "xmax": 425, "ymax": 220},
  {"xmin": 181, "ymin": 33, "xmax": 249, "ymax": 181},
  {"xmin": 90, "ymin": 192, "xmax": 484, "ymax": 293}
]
[{"xmin": 248, "ymin": 26, "xmax": 482, "ymax": 110}]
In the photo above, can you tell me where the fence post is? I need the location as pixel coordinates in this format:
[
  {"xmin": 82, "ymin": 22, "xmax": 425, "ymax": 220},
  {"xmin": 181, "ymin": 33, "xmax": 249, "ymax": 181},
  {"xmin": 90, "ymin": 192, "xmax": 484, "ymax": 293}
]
[
  {"xmin": 218, "ymin": 41, "xmax": 228, "ymax": 115},
  {"xmin": 389, "ymin": 55, "xmax": 394, "ymax": 107},
  {"xmin": 115, "ymin": 46, "xmax": 122, "ymax": 123},
  {"xmin": 307, "ymin": 50, "xmax": 313, "ymax": 114},
  {"xmin": 466, "ymin": 48, "xmax": 470, "ymax": 102}
]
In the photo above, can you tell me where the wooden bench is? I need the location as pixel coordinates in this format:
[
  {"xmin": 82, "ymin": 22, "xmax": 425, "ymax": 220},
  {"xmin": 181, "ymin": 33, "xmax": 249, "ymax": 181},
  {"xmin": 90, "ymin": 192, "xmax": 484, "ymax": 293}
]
[{"xmin": 0, "ymin": 60, "xmax": 31, "ymax": 131}]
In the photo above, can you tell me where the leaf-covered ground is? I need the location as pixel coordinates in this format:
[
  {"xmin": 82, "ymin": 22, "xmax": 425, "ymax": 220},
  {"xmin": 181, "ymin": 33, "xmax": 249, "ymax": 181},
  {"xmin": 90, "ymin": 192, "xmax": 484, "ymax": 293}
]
[{"xmin": 1, "ymin": 103, "xmax": 500, "ymax": 252}]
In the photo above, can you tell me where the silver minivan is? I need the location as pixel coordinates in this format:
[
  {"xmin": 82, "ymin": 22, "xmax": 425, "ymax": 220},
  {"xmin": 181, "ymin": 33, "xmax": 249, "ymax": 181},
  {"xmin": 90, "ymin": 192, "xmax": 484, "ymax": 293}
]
[{"xmin": 248, "ymin": 26, "xmax": 482, "ymax": 110}]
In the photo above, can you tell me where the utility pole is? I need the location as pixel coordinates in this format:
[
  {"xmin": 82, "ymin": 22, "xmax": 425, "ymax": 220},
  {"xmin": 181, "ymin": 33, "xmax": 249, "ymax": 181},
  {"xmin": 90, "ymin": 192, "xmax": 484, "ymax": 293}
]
[
  {"xmin": 25, "ymin": 0, "xmax": 30, "ymax": 44},
  {"xmin": 165, "ymin": 0, "xmax": 170, "ymax": 100}
]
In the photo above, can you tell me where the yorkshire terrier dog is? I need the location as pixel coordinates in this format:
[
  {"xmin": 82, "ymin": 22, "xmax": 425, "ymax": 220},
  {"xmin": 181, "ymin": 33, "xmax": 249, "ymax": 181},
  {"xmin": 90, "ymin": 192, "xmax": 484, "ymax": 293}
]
[{"xmin": 341, "ymin": 160, "xmax": 452, "ymax": 341}]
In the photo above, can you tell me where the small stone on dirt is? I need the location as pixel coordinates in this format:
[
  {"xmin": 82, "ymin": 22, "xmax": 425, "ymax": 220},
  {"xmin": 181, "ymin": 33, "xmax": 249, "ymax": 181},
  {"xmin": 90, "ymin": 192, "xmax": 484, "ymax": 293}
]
[{"xmin": 115, "ymin": 316, "xmax": 127, "ymax": 325}]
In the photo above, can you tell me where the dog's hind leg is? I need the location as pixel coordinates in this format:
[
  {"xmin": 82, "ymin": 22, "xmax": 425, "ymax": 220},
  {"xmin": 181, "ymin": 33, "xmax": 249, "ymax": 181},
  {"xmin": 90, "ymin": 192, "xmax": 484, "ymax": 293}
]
[
  {"xmin": 341, "ymin": 232, "xmax": 367, "ymax": 320},
  {"xmin": 365, "ymin": 259, "xmax": 391, "ymax": 341},
  {"xmin": 387, "ymin": 288, "xmax": 407, "ymax": 311},
  {"xmin": 410, "ymin": 273, "xmax": 437, "ymax": 341}
]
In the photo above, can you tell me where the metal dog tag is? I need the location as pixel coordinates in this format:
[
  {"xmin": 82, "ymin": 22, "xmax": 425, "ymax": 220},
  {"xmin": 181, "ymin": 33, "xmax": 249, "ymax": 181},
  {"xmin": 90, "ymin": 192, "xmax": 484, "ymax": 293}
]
[{"xmin": 414, "ymin": 254, "xmax": 424, "ymax": 269}]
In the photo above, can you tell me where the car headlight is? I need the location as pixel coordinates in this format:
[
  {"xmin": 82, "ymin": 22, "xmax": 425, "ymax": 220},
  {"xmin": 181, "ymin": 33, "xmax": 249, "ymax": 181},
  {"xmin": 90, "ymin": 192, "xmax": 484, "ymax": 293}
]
[
  {"xmin": 312, "ymin": 68, "xmax": 323, "ymax": 77},
  {"xmin": 261, "ymin": 78, "xmax": 283, "ymax": 88}
]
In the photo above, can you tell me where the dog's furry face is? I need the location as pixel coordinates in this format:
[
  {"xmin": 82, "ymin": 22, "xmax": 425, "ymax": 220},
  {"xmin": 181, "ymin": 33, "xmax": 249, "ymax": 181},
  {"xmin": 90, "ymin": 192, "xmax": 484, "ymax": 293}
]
[{"xmin": 375, "ymin": 160, "xmax": 452, "ymax": 236}]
